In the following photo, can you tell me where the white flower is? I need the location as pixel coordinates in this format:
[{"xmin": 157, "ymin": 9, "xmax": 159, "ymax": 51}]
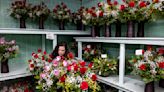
[
  {"xmin": 56, "ymin": 56, "xmax": 61, "ymax": 61},
  {"xmin": 87, "ymin": 45, "xmax": 91, "ymax": 49},
  {"xmin": 90, "ymin": 50, "xmax": 95, "ymax": 55},
  {"xmin": 36, "ymin": 11, "xmax": 41, "ymax": 16},
  {"xmin": 46, "ymin": 79, "xmax": 53, "ymax": 87}
]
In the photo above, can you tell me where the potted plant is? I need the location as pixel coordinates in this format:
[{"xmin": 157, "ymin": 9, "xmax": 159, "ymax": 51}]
[
  {"xmin": 29, "ymin": 2, "xmax": 50, "ymax": 29},
  {"xmin": 0, "ymin": 37, "xmax": 19, "ymax": 73},
  {"xmin": 9, "ymin": 0, "xmax": 32, "ymax": 28},
  {"xmin": 52, "ymin": 2, "xmax": 72, "ymax": 30}
]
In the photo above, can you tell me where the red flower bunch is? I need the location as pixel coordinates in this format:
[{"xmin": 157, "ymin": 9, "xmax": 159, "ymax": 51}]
[
  {"xmin": 28, "ymin": 49, "xmax": 52, "ymax": 75},
  {"xmin": 139, "ymin": 64, "xmax": 146, "ymax": 71},
  {"xmin": 52, "ymin": 2, "xmax": 71, "ymax": 21}
]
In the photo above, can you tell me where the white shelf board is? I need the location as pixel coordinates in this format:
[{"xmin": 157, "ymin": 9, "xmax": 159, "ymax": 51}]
[
  {"xmin": 74, "ymin": 37, "xmax": 164, "ymax": 45},
  {"xmin": 0, "ymin": 28, "xmax": 90, "ymax": 35},
  {"xmin": 0, "ymin": 61, "xmax": 31, "ymax": 81},
  {"xmin": 97, "ymin": 75, "xmax": 164, "ymax": 92}
]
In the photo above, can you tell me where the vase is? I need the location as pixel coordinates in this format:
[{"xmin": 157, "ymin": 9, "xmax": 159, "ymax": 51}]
[
  {"xmin": 137, "ymin": 21, "xmax": 145, "ymax": 37},
  {"xmin": 1, "ymin": 59, "xmax": 9, "ymax": 73},
  {"xmin": 91, "ymin": 25, "xmax": 100, "ymax": 37},
  {"xmin": 127, "ymin": 21, "xmax": 135, "ymax": 37},
  {"xmin": 39, "ymin": 16, "xmax": 44, "ymax": 29},
  {"xmin": 145, "ymin": 81, "xmax": 154, "ymax": 92},
  {"xmin": 115, "ymin": 21, "xmax": 121, "ymax": 37},
  {"xmin": 20, "ymin": 18, "xmax": 26, "ymax": 28},
  {"xmin": 159, "ymin": 79, "xmax": 164, "ymax": 88},
  {"xmin": 59, "ymin": 21, "xmax": 65, "ymax": 30},
  {"xmin": 77, "ymin": 20, "xmax": 85, "ymax": 31},
  {"xmin": 104, "ymin": 24, "xmax": 111, "ymax": 37}
]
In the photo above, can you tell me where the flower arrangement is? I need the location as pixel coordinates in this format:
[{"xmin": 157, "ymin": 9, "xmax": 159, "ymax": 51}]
[
  {"xmin": 91, "ymin": 54, "xmax": 118, "ymax": 77},
  {"xmin": 0, "ymin": 37, "xmax": 19, "ymax": 62},
  {"xmin": 72, "ymin": 6, "xmax": 85, "ymax": 24},
  {"xmin": 0, "ymin": 81, "xmax": 33, "ymax": 92},
  {"xmin": 97, "ymin": 1, "xmax": 119, "ymax": 25},
  {"xmin": 52, "ymin": 2, "xmax": 71, "ymax": 22},
  {"xmin": 9, "ymin": 0, "xmax": 32, "ymax": 19},
  {"xmin": 117, "ymin": 0, "xmax": 159, "ymax": 22},
  {"xmin": 28, "ymin": 49, "xmax": 53, "ymax": 76},
  {"xmin": 82, "ymin": 6, "xmax": 104, "ymax": 26},
  {"xmin": 82, "ymin": 44, "xmax": 101, "ymax": 62},
  {"xmin": 28, "ymin": 50, "xmax": 100, "ymax": 91},
  {"xmin": 156, "ymin": 55, "xmax": 164, "ymax": 79},
  {"xmin": 129, "ymin": 46, "xmax": 163, "ymax": 83},
  {"xmin": 30, "ymin": 2, "xmax": 50, "ymax": 20}
]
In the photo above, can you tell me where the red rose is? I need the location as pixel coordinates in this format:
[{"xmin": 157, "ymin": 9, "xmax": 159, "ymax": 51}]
[
  {"xmin": 99, "ymin": 11, "xmax": 103, "ymax": 17},
  {"xmin": 158, "ymin": 49, "xmax": 164, "ymax": 55},
  {"xmin": 80, "ymin": 81, "xmax": 88, "ymax": 90},
  {"xmin": 147, "ymin": 45, "xmax": 152, "ymax": 51},
  {"xmin": 91, "ymin": 7, "xmax": 96, "ymax": 10},
  {"xmin": 34, "ymin": 54, "xmax": 38, "ymax": 58},
  {"xmin": 32, "ymin": 52, "xmax": 35, "ymax": 56},
  {"xmin": 48, "ymin": 59, "xmax": 52, "ymax": 63},
  {"xmin": 92, "ymin": 12, "xmax": 97, "ymax": 17},
  {"xmin": 120, "ymin": 5, "xmax": 125, "ymax": 11},
  {"xmin": 60, "ymin": 75, "xmax": 66, "ymax": 82},
  {"xmin": 30, "ymin": 64, "xmax": 34, "ymax": 68},
  {"xmin": 42, "ymin": 56, "xmax": 45, "ymax": 60},
  {"xmin": 67, "ymin": 52, "xmax": 74, "ymax": 59},
  {"xmin": 88, "ymin": 62, "xmax": 93, "ymax": 68},
  {"xmin": 49, "ymin": 54, "xmax": 54, "ymax": 58},
  {"xmin": 107, "ymin": 0, "xmax": 112, "ymax": 5},
  {"xmin": 63, "ymin": 4, "xmax": 67, "ymax": 9},
  {"xmin": 43, "ymin": 51, "xmax": 47, "ymax": 55},
  {"xmin": 142, "ymin": 50, "xmax": 145, "ymax": 54},
  {"xmin": 114, "ymin": 1, "xmax": 118, "ymax": 5},
  {"xmin": 139, "ymin": 64, "xmax": 146, "ymax": 71},
  {"xmin": 98, "ymin": 3, "xmax": 102, "ymax": 7},
  {"xmin": 38, "ymin": 49, "xmax": 42, "ymax": 53},
  {"xmin": 129, "ymin": 1, "xmax": 135, "ymax": 7},
  {"xmin": 28, "ymin": 60, "xmax": 32, "ymax": 63},
  {"xmin": 91, "ymin": 74, "xmax": 97, "ymax": 81},
  {"xmin": 158, "ymin": 62, "xmax": 164, "ymax": 68},
  {"xmin": 74, "ymin": 64, "xmax": 79, "ymax": 71},
  {"xmin": 67, "ymin": 65, "xmax": 72, "ymax": 71},
  {"xmin": 80, "ymin": 61, "xmax": 86, "ymax": 67},
  {"xmin": 24, "ymin": 88, "xmax": 29, "ymax": 92},
  {"xmin": 80, "ymin": 67, "xmax": 87, "ymax": 74},
  {"xmin": 139, "ymin": 1, "xmax": 146, "ymax": 8}
]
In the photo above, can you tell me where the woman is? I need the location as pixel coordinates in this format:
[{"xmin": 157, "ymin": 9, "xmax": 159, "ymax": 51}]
[{"xmin": 51, "ymin": 42, "xmax": 69, "ymax": 59}]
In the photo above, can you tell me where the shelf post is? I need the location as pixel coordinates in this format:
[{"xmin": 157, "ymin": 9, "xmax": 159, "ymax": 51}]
[
  {"xmin": 53, "ymin": 35, "xmax": 57, "ymax": 49},
  {"xmin": 78, "ymin": 41, "xmax": 82, "ymax": 60},
  {"xmin": 42, "ymin": 34, "xmax": 45, "ymax": 51},
  {"xmin": 119, "ymin": 44, "xmax": 125, "ymax": 84}
]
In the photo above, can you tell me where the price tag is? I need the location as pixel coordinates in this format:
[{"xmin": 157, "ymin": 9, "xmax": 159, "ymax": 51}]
[
  {"xmin": 46, "ymin": 33, "xmax": 54, "ymax": 40},
  {"xmin": 101, "ymin": 54, "xmax": 107, "ymax": 58},
  {"xmin": 135, "ymin": 49, "xmax": 144, "ymax": 55}
]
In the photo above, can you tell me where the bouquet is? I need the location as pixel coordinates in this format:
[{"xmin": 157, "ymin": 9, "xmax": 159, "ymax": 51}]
[
  {"xmin": 82, "ymin": 6, "xmax": 104, "ymax": 26},
  {"xmin": 30, "ymin": 2, "xmax": 50, "ymax": 20},
  {"xmin": 28, "ymin": 49, "xmax": 53, "ymax": 75},
  {"xmin": 97, "ymin": 1, "xmax": 118, "ymax": 25},
  {"xmin": 0, "ymin": 37, "xmax": 19, "ymax": 62},
  {"xmin": 72, "ymin": 6, "xmax": 85, "ymax": 24},
  {"xmin": 9, "ymin": 0, "xmax": 32, "ymax": 19},
  {"xmin": 0, "ymin": 81, "xmax": 33, "ymax": 92},
  {"xmin": 28, "ymin": 51, "xmax": 100, "ymax": 92},
  {"xmin": 117, "ymin": 0, "xmax": 159, "ymax": 22},
  {"xmin": 129, "ymin": 46, "xmax": 161, "ymax": 83},
  {"xmin": 82, "ymin": 44, "xmax": 101, "ymax": 62},
  {"xmin": 52, "ymin": 2, "xmax": 71, "ymax": 22},
  {"xmin": 91, "ymin": 54, "xmax": 117, "ymax": 77}
]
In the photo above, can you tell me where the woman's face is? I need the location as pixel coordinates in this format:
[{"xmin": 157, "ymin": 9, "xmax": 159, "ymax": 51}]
[{"xmin": 58, "ymin": 46, "xmax": 66, "ymax": 56}]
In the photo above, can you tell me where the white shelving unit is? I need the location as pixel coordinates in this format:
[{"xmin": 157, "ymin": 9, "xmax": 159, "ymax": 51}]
[
  {"xmin": 74, "ymin": 37, "xmax": 164, "ymax": 92},
  {"xmin": 0, "ymin": 28, "xmax": 90, "ymax": 81}
]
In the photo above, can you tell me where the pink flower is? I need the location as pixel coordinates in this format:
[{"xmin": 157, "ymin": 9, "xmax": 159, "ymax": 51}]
[
  {"xmin": 53, "ymin": 69, "xmax": 60, "ymax": 76},
  {"xmin": 63, "ymin": 60, "xmax": 68, "ymax": 67},
  {"xmin": 52, "ymin": 60, "xmax": 58, "ymax": 67},
  {"xmin": 45, "ymin": 66, "xmax": 51, "ymax": 72},
  {"xmin": 56, "ymin": 56, "xmax": 61, "ymax": 61},
  {"xmin": 40, "ymin": 73, "xmax": 46, "ymax": 78}
]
